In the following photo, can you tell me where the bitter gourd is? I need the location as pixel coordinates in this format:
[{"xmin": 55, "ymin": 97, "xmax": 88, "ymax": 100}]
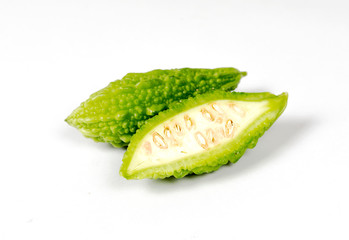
[
  {"xmin": 65, "ymin": 68, "xmax": 246, "ymax": 147},
  {"xmin": 120, "ymin": 90, "xmax": 288, "ymax": 179}
]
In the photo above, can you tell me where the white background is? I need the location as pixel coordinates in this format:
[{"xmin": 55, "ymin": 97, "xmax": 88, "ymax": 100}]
[{"xmin": 1, "ymin": 0, "xmax": 348, "ymax": 239}]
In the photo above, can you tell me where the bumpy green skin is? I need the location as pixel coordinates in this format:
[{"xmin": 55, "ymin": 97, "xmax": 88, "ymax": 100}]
[
  {"xmin": 120, "ymin": 90, "xmax": 288, "ymax": 180},
  {"xmin": 65, "ymin": 68, "xmax": 246, "ymax": 147}
]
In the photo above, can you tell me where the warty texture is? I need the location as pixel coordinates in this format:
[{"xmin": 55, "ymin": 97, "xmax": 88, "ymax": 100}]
[{"xmin": 65, "ymin": 68, "xmax": 247, "ymax": 147}]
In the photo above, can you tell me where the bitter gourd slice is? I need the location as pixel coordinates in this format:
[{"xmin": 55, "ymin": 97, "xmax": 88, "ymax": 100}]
[
  {"xmin": 65, "ymin": 68, "xmax": 246, "ymax": 147},
  {"xmin": 120, "ymin": 90, "xmax": 288, "ymax": 179}
]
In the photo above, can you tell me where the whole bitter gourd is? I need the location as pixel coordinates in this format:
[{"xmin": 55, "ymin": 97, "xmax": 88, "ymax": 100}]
[
  {"xmin": 65, "ymin": 68, "xmax": 246, "ymax": 147},
  {"xmin": 120, "ymin": 90, "xmax": 288, "ymax": 179}
]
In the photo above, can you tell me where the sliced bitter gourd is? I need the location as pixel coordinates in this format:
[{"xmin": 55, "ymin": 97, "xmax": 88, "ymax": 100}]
[
  {"xmin": 120, "ymin": 90, "xmax": 288, "ymax": 179},
  {"xmin": 65, "ymin": 68, "xmax": 246, "ymax": 147}
]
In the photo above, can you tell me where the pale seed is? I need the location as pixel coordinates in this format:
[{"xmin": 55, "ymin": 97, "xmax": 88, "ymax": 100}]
[
  {"xmin": 211, "ymin": 103, "xmax": 224, "ymax": 114},
  {"xmin": 164, "ymin": 126, "xmax": 180, "ymax": 146},
  {"xmin": 152, "ymin": 132, "xmax": 168, "ymax": 149},
  {"xmin": 174, "ymin": 122, "xmax": 184, "ymax": 136},
  {"xmin": 164, "ymin": 126, "xmax": 173, "ymax": 139},
  {"xmin": 201, "ymin": 108, "xmax": 215, "ymax": 121},
  {"xmin": 229, "ymin": 103, "xmax": 246, "ymax": 117},
  {"xmin": 143, "ymin": 141, "xmax": 152, "ymax": 155},
  {"xmin": 216, "ymin": 117, "xmax": 223, "ymax": 124},
  {"xmin": 206, "ymin": 128, "xmax": 216, "ymax": 144},
  {"xmin": 184, "ymin": 115, "xmax": 195, "ymax": 130},
  {"xmin": 194, "ymin": 132, "xmax": 208, "ymax": 149},
  {"xmin": 225, "ymin": 119, "xmax": 235, "ymax": 137}
]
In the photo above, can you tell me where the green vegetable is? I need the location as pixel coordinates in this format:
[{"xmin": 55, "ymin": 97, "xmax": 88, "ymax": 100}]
[
  {"xmin": 65, "ymin": 68, "xmax": 246, "ymax": 147},
  {"xmin": 120, "ymin": 90, "xmax": 288, "ymax": 179}
]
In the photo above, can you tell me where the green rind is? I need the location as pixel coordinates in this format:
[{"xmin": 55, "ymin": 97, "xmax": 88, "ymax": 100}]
[
  {"xmin": 120, "ymin": 90, "xmax": 288, "ymax": 180},
  {"xmin": 66, "ymin": 68, "xmax": 246, "ymax": 147}
]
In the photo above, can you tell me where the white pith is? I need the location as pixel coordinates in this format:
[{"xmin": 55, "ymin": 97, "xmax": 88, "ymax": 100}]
[{"xmin": 128, "ymin": 100, "xmax": 269, "ymax": 173}]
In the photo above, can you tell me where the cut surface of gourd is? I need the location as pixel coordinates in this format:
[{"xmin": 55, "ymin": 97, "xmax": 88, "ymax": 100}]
[{"xmin": 120, "ymin": 91, "xmax": 288, "ymax": 180}]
